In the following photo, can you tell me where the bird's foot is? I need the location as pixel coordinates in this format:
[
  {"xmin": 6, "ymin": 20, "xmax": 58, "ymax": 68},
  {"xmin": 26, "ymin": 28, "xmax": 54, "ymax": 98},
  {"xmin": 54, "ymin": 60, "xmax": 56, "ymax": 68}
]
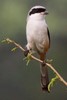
[{"xmin": 24, "ymin": 47, "xmax": 29, "ymax": 57}]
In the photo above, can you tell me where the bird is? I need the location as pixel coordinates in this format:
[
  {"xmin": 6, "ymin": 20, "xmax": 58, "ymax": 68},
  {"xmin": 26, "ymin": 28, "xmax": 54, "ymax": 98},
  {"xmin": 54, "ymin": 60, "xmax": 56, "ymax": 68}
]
[{"xmin": 24, "ymin": 5, "xmax": 50, "ymax": 92}]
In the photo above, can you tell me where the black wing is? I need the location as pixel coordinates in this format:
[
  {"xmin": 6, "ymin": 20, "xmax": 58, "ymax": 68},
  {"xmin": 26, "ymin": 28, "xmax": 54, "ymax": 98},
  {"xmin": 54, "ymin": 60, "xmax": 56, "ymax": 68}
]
[{"xmin": 47, "ymin": 28, "xmax": 50, "ymax": 47}]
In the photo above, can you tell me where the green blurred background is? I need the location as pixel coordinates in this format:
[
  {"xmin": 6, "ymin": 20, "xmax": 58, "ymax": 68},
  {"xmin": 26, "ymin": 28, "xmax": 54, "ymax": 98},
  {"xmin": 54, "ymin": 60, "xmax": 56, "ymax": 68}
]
[{"xmin": 0, "ymin": 0, "xmax": 67, "ymax": 100}]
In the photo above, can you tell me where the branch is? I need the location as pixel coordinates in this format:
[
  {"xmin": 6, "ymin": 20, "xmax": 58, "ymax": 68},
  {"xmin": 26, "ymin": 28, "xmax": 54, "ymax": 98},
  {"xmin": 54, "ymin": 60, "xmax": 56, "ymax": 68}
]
[{"xmin": 5, "ymin": 38, "xmax": 67, "ymax": 86}]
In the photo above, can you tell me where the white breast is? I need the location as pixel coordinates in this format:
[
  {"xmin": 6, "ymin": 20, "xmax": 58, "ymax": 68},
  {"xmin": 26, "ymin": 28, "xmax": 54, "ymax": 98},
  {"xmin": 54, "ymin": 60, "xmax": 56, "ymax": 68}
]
[{"xmin": 26, "ymin": 16, "xmax": 49, "ymax": 53}]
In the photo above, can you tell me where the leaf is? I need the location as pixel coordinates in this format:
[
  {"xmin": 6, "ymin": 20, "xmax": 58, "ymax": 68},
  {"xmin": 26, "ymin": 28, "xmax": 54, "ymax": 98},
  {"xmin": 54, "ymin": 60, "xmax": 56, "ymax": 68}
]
[
  {"xmin": 1, "ymin": 40, "xmax": 6, "ymax": 43},
  {"xmin": 48, "ymin": 75, "xmax": 59, "ymax": 92},
  {"xmin": 1, "ymin": 39, "xmax": 10, "ymax": 44},
  {"xmin": 11, "ymin": 47, "xmax": 17, "ymax": 52},
  {"xmin": 23, "ymin": 52, "xmax": 32, "ymax": 66},
  {"xmin": 46, "ymin": 59, "xmax": 53, "ymax": 64}
]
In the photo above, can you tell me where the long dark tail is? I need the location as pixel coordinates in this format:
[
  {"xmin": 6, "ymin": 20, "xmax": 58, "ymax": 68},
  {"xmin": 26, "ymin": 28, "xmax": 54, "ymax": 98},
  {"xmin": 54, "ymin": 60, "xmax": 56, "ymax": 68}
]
[
  {"xmin": 40, "ymin": 63, "xmax": 49, "ymax": 92},
  {"xmin": 40, "ymin": 54, "xmax": 49, "ymax": 92}
]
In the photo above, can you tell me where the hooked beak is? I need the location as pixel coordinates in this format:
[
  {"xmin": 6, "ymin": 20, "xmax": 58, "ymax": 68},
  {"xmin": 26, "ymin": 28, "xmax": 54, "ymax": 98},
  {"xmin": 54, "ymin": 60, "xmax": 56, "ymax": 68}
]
[
  {"xmin": 44, "ymin": 10, "xmax": 49, "ymax": 15},
  {"xmin": 41, "ymin": 10, "xmax": 49, "ymax": 15}
]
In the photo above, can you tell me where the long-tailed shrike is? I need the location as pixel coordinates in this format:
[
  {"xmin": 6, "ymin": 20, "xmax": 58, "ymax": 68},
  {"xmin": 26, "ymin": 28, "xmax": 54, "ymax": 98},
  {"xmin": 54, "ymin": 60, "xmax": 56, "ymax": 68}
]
[{"xmin": 24, "ymin": 5, "xmax": 50, "ymax": 92}]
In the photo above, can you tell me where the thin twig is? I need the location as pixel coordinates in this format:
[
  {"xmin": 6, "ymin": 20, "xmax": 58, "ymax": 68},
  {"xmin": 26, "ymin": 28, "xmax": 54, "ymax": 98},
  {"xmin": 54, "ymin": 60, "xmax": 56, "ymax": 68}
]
[{"xmin": 6, "ymin": 38, "xmax": 67, "ymax": 86}]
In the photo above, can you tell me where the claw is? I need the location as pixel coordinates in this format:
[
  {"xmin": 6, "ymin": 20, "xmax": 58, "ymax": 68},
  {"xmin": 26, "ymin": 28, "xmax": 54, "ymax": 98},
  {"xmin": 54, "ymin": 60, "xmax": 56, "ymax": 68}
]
[
  {"xmin": 41, "ymin": 61, "xmax": 46, "ymax": 66},
  {"xmin": 24, "ymin": 47, "xmax": 29, "ymax": 57}
]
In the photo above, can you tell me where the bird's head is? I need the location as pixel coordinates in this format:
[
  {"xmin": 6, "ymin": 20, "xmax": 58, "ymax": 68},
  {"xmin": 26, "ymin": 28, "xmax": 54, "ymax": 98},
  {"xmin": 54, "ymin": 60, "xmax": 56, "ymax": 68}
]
[{"xmin": 28, "ymin": 5, "xmax": 48, "ymax": 20}]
